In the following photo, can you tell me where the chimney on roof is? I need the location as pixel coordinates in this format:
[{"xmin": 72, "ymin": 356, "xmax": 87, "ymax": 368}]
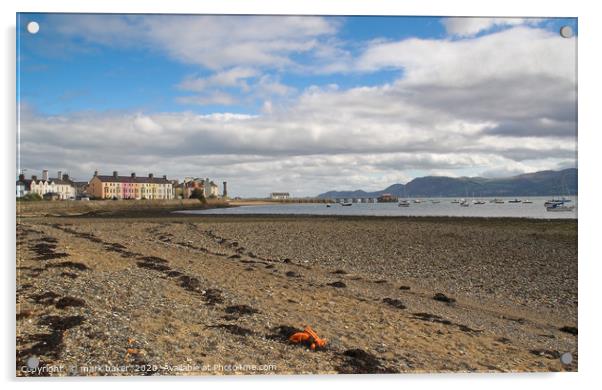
[
  {"xmin": 42, "ymin": 170, "xmax": 48, "ymax": 181},
  {"xmin": 63, "ymin": 174, "xmax": 69, "ymax": 181},
  {"xmin": 57, "ymin": 171, "xmax": 62, "ymax": 180},
  {"xmin": 223, "ymin": 181, "xmax": 228, "ymax": 197},
  {"xmin": 113, "ymin": 171, "xmax": 118, "ymax": 178},
  {"xmin": 94, "ymin": 170, "xmax": 98, "ymax": 177},
  {"xmin": 32, "ymin": 175, "xmax": 37, "ymax": 181},
  {"xmin": 148, "ymin": 173, "xmax": 154, "ymax": 179},
  {"xmin": 131, "ymin": 172, "xmax": 136, "ymax": 178},
  {"xmin": 18, "ymin": 173, "xmax": 25, "ymax": 181},
  {"xmin": 163, "ymin": 175, "xmax": 167, "ymax": 180}
]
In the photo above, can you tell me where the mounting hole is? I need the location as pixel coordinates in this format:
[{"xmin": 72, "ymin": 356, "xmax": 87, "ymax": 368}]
[
  {"xmin": 27, "ymin": 356, "xmax": 40, "ymax": 369},
  {"xmin": 560, "ymin": 352, "xmax": 573, "ymax": 365},
  {"xmin": 559, "ymin": 25, "xmax": 573, "ymax": 38},
  {"xmin": 27, "ymin": 21, "xmax": 40, "ymax": 34}
]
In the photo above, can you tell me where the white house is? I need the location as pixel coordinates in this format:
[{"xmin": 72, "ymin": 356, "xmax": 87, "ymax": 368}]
[
  {"xmin": 201, "ymin": 178, "xmax": 220, "ymax": 198},
  {"xmin": 17, "ymin": 170, "xmax": 76, "ymax": 200},
  {"xmin": 270, "ymin": 192, "xmax": 290, "ymax": 200}
]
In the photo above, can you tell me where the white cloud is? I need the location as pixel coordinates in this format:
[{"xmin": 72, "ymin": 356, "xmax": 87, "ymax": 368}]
[
  {"xmin": 177, "ymin": 67, "xmax": 258, "ymax": 92},
  {"xmin": 177, "ymin": 69, "xmax": 295, "ymax": 107},
  {"xmin": 350, "ymin": 26, "xmax": 577, "ymax": 142},
  {"xmin": 441, "ymin": 17, "xmax": 542, "ymax": 37},
  {"xmin": 50, "ymin": 15, "xmax": 339, "ymax": 70},
  {"xmin": 254, "ymin": 75, "xmax": 296, "ymax": 97},
  {"xmin": 356, "ymin": 27, "xmax": 575, "ymax": 85},
  {"xmin": 261, "ymin": 100, "xmax": 273, "ymax": 114},
  {"xmin": 133, "ymin": 114, "xmax": 162, "ymax": 133},
  {"xmin": 176, "ymin": 91, "xmax": 239, "ymax": 106},
  {"xmin": 20, "ymin": 78, "xmax": 575, "ymax": 196}
]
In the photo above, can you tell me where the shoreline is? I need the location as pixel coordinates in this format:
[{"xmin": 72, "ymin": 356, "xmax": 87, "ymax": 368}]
[{"xmin": 173, "ymin": 210, "xmax": 577, "ymax": 222}]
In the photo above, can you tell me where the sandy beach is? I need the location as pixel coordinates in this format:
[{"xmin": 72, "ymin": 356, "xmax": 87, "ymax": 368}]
[{"xmin": 16, "ymin": 212, "xmax": 577, "ymax": 375}]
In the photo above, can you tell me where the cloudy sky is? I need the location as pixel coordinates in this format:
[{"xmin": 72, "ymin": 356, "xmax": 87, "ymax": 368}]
[{"xmin": 17, "ymin": 14, "xmax": 577, "ymax": 197}]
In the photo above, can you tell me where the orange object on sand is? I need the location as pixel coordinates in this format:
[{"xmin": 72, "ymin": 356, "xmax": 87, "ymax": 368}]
[{"xmin": 289, "ymin": 326, "xmax": 327, "ymax": 350}]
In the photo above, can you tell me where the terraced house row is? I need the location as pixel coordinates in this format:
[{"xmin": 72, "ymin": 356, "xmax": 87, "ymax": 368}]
[
  {"xmin": 88, "ymin": 171, "xmax": 175, "ymax": 200},
  {"xmin": 16, "ymin": 170, "xmax": 76, "ymax": 200}
]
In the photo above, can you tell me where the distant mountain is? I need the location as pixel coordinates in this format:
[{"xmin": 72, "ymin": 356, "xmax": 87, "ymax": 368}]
[{"xmin": 317, "ymin": 168, "xmax": 577, "ymax": 198}]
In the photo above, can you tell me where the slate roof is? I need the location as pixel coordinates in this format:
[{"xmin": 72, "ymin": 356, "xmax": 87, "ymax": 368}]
[
  {"xmin": 94, "ymin": 175, "xmax": 172, "ymax": 184},
  {"xmin": 16, "ymin": 178, "xmax": 74, "ymax": 187}
]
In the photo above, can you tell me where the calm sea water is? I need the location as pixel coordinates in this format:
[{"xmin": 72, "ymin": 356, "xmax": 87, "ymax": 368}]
[{"xmin": 177, "ymin": 196, "xmax": 577, "ymax": 219}]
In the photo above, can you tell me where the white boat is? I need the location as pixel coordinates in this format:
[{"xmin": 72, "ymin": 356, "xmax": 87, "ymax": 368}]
[
  {"xmin": 431, "ymin": 200, "xmax": 440, "ymax": 204},
  {"xmin": 472, "ymin": 199, "xmax": 486, "ymax": 205},
  {"xmin": 522, "ymin": 200, "xmax": 533, "ymax": 204},
  {"xmin": 398, "ymin": 200, "xmax": 410, "ymax": 207},
  {"xmin": 459, "ymin": 198, "xmax": 469, "ymax": 207},
  {"xmin": 508, "ymin": 198, "xmax": 522, "ymax": 203},
  {"xmin": 546, "ymin": 203, "xmax": 575, "ymax": 212},
  {"xmin": 545, "ymin": 198, "xmax": 571, "ymax": 207},
  {"xmin": 546, "ymin": 177, "xmax": 574, "ymax": 205},
  {"xmin": 492, "ymin": 198, "xmax": 505, "ymax": 204},
  {"xmin": 451, "ymin": 199, "xmax": 460, "ymax": 204},
  {"xmin": 413, "ymin": 199, "xmax": 421, "ymax": 203}
]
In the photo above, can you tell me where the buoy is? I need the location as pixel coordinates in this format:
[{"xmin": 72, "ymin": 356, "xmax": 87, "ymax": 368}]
[{"xmin": 288, "ymin": 325, "xmax": 327, "ymax": 350}]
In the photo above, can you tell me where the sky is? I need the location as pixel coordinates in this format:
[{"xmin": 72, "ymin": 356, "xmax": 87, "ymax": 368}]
[{"xmin": 17, "ymin": 14, "xmax": 577, "ymax": 197}]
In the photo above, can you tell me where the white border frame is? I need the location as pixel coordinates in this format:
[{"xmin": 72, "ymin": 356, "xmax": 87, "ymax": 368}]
[{"xmin": 2, "ymin": 1, "xmax": 599, "ymax": 389}]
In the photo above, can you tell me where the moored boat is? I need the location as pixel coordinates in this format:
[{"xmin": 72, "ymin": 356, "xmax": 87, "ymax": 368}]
[
  {"xmin": 546, "ymin": 203, "xmax": 575, "ymax": 212},
  {"xmin": 545, "ymin": 195, "xmax": 572, "ymax": 206},
  {"xmin": 545, "ymin": 198, "xmax": 571, "ymax": 206}
]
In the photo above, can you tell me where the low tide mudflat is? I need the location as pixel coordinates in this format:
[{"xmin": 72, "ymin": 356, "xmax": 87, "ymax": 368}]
[{"xmin": 16, "ymin": 213, "xmax": 578, "ymax": 375}]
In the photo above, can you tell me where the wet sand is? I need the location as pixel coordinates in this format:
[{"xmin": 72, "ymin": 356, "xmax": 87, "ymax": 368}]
[{"xmin": 16, "ymin": 213, "xmax": 577, "ymax": 375}]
